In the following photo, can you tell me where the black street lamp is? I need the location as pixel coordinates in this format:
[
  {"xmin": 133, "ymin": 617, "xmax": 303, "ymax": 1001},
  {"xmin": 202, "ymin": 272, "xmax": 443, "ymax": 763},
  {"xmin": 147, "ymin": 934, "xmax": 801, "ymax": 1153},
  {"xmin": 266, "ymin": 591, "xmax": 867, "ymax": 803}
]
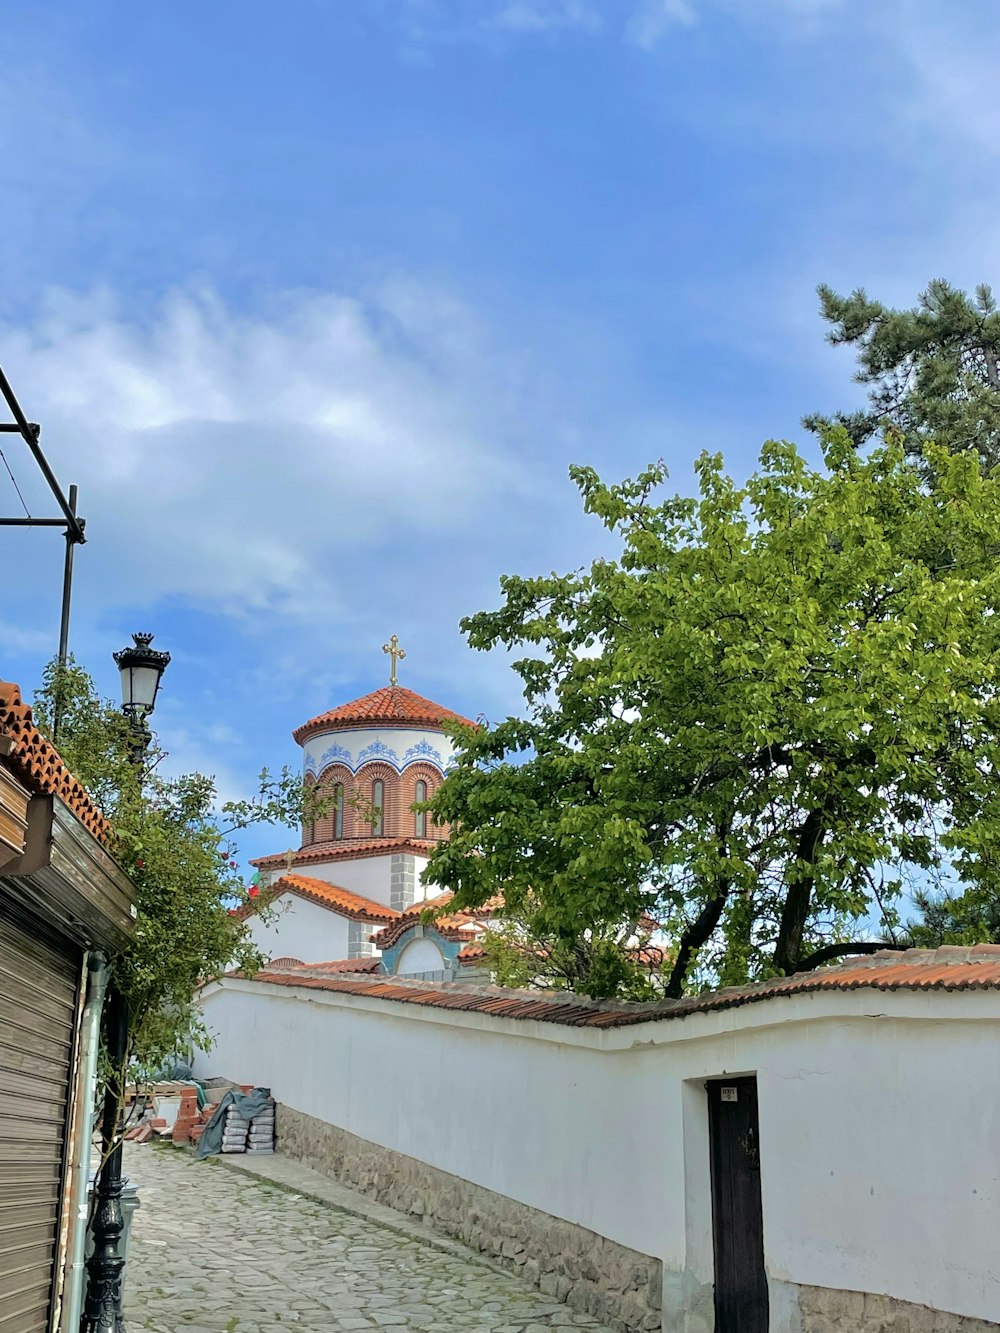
[
  {"xmin": 113, "ymin": 633, "xmax": 171, "ymax": 762},
  {"xmin": 82, "ymin": 634, "xmax": 169, "ymax": 1332}
]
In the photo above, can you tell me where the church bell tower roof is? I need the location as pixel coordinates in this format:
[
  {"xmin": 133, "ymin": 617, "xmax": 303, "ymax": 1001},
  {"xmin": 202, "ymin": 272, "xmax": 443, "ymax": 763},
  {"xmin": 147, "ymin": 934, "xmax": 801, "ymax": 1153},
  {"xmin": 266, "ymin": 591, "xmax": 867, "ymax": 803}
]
[{"xmin": 293, "ymin": 685, "xmax": 474, "ymax": 745}]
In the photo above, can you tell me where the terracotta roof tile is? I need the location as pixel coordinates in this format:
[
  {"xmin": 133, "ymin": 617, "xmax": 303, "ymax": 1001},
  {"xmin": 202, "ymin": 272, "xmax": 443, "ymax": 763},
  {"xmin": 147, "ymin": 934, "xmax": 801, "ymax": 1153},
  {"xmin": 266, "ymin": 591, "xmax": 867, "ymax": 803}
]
[
  {"xmin": 404, "ymin": 890, "xmax": 455, "ymax": 914},
  {"xmin": 293, "ymin": 686, "xmax": 475, "ymax": 744},
  {"xmin": 233, "ymin": 946, "xmax": 1000, "ymax": 1029},
  {"xmin": 240, "ymin": 874, "xmax": 400, "ymax": 924},
  {"xmin": 370, "ymin": 892, "xmax": 484, "ymax": 950},
  {"xmin": 252, "ymin": 837, "xmax": 437, "ymax": 871},
  {"xmin": 264, "ymin": 956, "xmax": 382, "ymax": 976},
  {"xmin": 0, "ymin": 680, "xmax": 110, "ymax": 844}
]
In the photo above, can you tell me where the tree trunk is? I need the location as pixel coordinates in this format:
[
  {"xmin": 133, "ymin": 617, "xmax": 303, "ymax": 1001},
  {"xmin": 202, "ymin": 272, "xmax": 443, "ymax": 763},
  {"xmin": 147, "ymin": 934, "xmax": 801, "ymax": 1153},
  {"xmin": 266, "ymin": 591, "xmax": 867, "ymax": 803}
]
[
  {"xmin": 773, "ymin": 809, "xmax": 826, "ymax": 974},
  {"xmin": 794, "ymin": 939, "xmax": 907, "ymax": 972}
]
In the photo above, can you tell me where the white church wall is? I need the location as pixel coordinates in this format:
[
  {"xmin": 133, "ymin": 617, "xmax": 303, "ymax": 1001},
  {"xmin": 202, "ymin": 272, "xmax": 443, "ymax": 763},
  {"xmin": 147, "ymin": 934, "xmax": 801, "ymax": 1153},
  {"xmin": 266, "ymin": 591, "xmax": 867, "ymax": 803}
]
[
  {"xmin": 195, "ymin": 981, "xmax": 1000, "ymax": 1330},
  {"xmin": 393, "ymin": 937, "xmax": 447, "ymax": 976},
  {"xmin": 284, "ymin": 854, "xmax": 432, "ymax": 910},
  {"xmin": 245, "ymin": 895, "xmax": 352, "ymax": 964}
]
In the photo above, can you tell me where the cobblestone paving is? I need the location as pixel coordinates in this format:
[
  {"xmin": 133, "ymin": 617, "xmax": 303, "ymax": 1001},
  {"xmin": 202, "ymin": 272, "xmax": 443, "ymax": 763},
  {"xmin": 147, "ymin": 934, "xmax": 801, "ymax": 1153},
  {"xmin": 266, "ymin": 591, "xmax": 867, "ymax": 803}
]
[{"xmin": 123, "ymin": 1144, "xmax": 617, "ymax": 1333}]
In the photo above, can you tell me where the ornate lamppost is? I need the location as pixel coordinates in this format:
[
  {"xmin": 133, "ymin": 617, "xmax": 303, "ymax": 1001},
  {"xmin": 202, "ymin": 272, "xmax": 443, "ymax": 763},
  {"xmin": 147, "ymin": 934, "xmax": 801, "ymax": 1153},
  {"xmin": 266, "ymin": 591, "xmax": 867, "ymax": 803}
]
[
  {"xmin": 113, "ymin": 632, "xmax": 171, "ymax": 762},
  {"xmin": 82, "ymin": 634, "xmax": 170, "ymax": 1332}
]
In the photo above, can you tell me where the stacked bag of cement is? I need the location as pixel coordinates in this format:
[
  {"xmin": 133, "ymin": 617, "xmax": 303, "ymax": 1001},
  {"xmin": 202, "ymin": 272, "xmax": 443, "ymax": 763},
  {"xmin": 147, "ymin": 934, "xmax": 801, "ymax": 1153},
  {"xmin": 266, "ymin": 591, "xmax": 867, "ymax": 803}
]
[
  {"xmin": 220, "ymin": 1104, "xmax": 251, "ymax": 1153},
  {"xmin": 246, "ymin": 1098, "xmax": 275, "ymax": 1154},
  {"xmin": 196, "ymin": 1086, "xmax": 275, "ymax": 1159}
]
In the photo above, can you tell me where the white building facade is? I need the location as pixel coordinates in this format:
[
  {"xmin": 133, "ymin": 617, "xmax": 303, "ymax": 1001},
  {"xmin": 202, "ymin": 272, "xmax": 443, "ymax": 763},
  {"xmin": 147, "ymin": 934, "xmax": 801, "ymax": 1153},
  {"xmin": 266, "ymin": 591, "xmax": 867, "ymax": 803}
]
[{"xmin": 196, "ymin": 946, "xmax": 1000, "ymax": 1333}]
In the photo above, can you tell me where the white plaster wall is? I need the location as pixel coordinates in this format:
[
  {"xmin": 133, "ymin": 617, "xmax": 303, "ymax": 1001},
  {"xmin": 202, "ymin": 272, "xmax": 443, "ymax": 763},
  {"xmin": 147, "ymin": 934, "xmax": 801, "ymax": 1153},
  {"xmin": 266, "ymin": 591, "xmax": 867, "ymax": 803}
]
[
  {"xmin": 246, "ymin": 895, "xmax": 352, "ymax": 964},
  {"xmin": 284, "ymin": 855, "xmax": 394, "ymax": 904},
  {"xmin": 394, "ymin": 937, "xmax": 447, "ymax": 975},
  {"xmin": 411, "ymin": 859, "xmax": 434, "ymax": 897},
  {"xmin": 195, "ymin": 985, "xmax": 1000, "ymax": 1326},
  {"xmin": 303, "ymin": 727, "xmax": 456, "ymax": 778},
  {"xmin": 278, "ymin": 854, "xmax": 432, "ymax": 909}
]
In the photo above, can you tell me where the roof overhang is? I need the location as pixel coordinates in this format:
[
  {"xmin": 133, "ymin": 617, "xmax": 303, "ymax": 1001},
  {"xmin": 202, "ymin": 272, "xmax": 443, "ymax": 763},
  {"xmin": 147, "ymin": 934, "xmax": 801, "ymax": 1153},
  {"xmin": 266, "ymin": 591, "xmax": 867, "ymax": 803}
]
[{"xmin": 0, "ymin": 793, "xmax": 136, "ymax": 951}]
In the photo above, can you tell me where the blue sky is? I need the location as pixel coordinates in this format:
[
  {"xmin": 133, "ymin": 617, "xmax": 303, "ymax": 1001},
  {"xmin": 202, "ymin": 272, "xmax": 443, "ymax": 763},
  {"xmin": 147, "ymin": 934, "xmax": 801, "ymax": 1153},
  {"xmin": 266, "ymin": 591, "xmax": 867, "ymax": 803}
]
[{"xmin": 2, "ymin": 0, "xmax": 999, "ymax": 866}]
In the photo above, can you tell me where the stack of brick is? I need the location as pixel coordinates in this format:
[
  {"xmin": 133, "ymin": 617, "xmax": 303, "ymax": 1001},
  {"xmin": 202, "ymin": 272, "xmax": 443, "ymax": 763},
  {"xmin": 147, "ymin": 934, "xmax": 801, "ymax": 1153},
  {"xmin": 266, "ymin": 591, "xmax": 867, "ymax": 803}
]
[
  {"xmin": 171, "ymin": 1087, "xmax": 200, "ymax": 1143},
  {"xmin": 188, "ymin": 1105, "xmax": 215, "ymax": 1147},
  {"xmin": 136, "ymin": 1093, "xmax": 219, "ymax": 1146}
]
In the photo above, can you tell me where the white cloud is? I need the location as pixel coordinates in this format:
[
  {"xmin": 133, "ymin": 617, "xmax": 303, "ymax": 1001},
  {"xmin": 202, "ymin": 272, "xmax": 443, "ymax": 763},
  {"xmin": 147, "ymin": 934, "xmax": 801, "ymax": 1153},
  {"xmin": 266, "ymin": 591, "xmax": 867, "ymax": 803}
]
[
  {"xmin": 626, "ymin": 0, "xmax": 697, "ymax": 48},
  {"xmin": 895, "ymin": 8, "xmax": 1000, "ymax": 160},
  {"xmin": 0, "ymin": 281, "xmax": 538, "ymax": 634},
  {"xmin": 389, "ymin": 0, "xmax": 851, "ymax": 49},
  {"xmin": 0, "ymin": 620, "xmax": 56, "ymax": 655},
  {"xmin": 489, "ymin": 1, "xmax": 602, "ymax": 33}
]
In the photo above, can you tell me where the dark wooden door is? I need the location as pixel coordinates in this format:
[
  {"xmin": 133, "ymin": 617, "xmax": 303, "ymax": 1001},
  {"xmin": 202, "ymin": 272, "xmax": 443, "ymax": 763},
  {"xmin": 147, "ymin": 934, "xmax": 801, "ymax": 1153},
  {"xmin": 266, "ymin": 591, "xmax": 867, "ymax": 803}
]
[{"xmin": 707, "ymin": 1076, "xmax": 769, "ymax": 1333}]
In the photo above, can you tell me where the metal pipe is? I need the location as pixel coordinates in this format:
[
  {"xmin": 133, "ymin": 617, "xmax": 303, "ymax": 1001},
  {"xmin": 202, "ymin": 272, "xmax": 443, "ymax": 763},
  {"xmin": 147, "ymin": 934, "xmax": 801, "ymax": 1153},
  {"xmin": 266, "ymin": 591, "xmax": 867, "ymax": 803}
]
[
  {"xmin": 63, "ymin": 952, "xmax": 108, "ymax": 1333},
  {"xmin": 0, "ymin": 363, "xmax": 86, "ymax": 543},
  {"xmin": 52, "ymin": 485, "xmax": 79, "ymax": 745},
  {"xmin": 58, "ymin": 486, "xmax": 77, "ymax": 666},
  {"xmin": 0, "ymin": 516, "xmax": 73, "ymax": 526}
]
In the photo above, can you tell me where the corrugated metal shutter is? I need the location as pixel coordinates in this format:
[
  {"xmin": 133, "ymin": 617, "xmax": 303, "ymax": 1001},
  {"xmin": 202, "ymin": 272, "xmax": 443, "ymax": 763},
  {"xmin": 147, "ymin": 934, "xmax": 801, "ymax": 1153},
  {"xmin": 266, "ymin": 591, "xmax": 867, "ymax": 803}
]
[{"xmin": 0, "ymin": 900, "xmax": 80, "ymax": 1333}]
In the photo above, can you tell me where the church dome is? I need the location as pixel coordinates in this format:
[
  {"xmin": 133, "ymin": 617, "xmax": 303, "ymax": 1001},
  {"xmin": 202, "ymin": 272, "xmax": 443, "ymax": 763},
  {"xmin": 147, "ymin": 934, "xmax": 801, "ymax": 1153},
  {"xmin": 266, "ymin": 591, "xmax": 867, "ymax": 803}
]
[{"xmin": 293, "ymin": 686, "xmax": 473, "ymax": 745}]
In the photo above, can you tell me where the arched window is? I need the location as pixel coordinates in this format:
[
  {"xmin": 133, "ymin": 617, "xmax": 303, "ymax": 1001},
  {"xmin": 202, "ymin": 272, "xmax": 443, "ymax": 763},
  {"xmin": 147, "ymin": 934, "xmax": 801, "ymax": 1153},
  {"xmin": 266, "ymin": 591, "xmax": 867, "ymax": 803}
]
[
  {"xmin": 371, "ymin": 780, "xmax": 384, "ymax": 837},
  {"xmin": 414, "ymin": 780, "xmax": 427, "ymax": 837},
  {"xmin": 333, "ymin": 783, "xmax": 344, "ymax": 840}
]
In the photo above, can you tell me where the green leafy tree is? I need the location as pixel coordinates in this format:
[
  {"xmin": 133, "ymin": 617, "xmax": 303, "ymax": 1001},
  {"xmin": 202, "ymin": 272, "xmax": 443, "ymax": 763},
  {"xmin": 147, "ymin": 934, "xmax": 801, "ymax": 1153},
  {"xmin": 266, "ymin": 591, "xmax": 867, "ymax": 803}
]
[
  {"xmin": 33, "ymin": 658, "xmax": 312, "ymax": 1075},
  {"xmin": 427, "ymin": 433, "xmax": 1000, "ymax": 998},
  {"xmin": 806, "ymin": 279, "xmax": 1000, "ymax": 470},
  {"xmin": 475, "ymin": 903, "xmax": 667, "ymax": 1000}
]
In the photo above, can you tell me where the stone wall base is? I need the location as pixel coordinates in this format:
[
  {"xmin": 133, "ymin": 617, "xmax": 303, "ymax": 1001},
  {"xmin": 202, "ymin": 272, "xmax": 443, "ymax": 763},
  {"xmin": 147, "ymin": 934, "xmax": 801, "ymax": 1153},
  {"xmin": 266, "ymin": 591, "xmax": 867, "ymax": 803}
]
[
  {"xmin": 798, "ymin": 1282, "xmax": 999, "ymax": 1331},
  {"xmin": 276, "ymin": 1104, "xmax": 662, "ymax": 1333}
]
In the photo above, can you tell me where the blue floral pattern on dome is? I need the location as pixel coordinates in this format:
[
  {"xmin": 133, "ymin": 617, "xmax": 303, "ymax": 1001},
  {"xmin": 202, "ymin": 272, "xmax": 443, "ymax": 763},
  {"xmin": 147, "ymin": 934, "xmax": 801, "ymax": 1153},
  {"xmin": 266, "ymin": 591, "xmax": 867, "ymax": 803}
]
[
  {"xmin": 319, "ymin": 742, "xmax": 352, "ymax": 770},
  {"xmin": 356, "ymin": 739, "xmax": 400, "ymax": 766},
  {"xmin": 402, "ymin": 738, "xmax": 445, "ymax": 769},
  {"xmin": 303, "ymin": 734, "xmax": 453, "ymax": 776}
]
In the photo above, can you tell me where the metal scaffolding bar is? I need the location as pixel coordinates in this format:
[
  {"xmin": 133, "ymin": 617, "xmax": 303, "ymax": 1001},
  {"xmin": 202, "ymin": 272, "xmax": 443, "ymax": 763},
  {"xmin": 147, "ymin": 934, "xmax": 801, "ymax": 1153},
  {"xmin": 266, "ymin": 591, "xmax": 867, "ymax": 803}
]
[
  {"xmin": 0, "ymin": 363, "xmax": 85, "ymax": 543},
  {"xmin": 0, "ymin": 364, "xmax": 87, "ymax": 664}
]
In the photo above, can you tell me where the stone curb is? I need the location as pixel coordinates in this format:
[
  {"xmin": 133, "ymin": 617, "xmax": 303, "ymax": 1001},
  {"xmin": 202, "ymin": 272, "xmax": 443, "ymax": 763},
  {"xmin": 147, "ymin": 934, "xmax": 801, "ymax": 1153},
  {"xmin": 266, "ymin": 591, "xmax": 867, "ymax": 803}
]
[{"xmin": 209, "ymin": 1150, "xmax": 510, "ymax": 1277}]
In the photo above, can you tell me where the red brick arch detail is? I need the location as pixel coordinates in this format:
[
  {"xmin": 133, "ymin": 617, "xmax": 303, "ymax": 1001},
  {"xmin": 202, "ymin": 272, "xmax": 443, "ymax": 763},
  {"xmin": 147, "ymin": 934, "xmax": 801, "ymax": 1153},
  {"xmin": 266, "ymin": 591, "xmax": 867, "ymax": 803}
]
[
  {"xmin": 355, "ymin": 760, "xmax": 401, "ymax": 838},
  {"xmin": 302, "ymin": 772, "xmax": 317, "ymax": 846},
  {"xmin": 312, "ymin": 763, "xmax": 354, "ymax": 844},
  {"xmin": 401, "ymin": 762, "xmax": 446, "ymax": 840}
]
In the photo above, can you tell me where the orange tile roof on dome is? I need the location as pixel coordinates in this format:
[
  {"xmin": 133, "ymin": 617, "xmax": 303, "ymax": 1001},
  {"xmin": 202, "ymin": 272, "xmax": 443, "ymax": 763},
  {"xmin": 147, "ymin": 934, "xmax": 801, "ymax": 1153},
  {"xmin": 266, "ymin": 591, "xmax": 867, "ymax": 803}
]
[
  {"xmin": 0, "ymin": 679, "xmax": 110, "ymax": 844},
  {"xmin": 235, "ymin": 873, "xmax": 400, "ymax": 924},
  {"xmin": 293, "ymin": 686, "xmax": 475, "ymax": 744}
]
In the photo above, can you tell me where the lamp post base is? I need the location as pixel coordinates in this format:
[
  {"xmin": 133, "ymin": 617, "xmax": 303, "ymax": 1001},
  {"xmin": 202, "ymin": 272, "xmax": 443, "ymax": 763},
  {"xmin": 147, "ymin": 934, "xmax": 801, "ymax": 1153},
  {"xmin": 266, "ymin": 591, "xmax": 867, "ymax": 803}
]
[
  {"xmin": 82, "ymin": 985, "xmax": 129, "ymax": 1332},
  {"xmin": 81, "ymin": 1173, "xmax": 127, "ymax": 1333}
]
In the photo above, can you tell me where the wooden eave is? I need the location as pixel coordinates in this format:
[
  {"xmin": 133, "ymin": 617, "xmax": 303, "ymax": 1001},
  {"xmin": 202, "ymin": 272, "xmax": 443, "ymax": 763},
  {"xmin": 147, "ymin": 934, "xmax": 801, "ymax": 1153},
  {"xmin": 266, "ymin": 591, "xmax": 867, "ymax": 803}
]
[{"xmin": 0, "ymin": 790, "xmax": 136, "ymax": 952}]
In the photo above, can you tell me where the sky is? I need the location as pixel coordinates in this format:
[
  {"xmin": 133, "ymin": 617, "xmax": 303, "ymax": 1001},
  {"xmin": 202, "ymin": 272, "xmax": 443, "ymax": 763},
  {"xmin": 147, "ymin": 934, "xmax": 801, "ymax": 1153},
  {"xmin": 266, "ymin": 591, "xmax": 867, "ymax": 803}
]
[{"xmin": 2, "ymin": 0, "xmax": 999, "ymax": 867}]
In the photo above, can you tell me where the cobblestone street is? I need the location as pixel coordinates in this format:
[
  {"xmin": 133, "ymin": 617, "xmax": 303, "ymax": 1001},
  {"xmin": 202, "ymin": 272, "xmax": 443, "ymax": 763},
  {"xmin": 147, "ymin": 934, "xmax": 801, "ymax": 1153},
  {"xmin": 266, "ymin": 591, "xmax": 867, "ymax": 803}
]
[{"xmin": 122, "ymin": 1145, "xmax": 617, "ymax": 1333}]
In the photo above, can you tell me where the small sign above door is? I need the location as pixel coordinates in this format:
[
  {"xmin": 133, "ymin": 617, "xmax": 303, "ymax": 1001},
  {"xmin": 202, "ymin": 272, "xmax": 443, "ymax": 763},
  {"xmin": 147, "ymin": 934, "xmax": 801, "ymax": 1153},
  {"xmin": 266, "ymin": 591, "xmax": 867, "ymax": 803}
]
[{"xmin": 720, "ymin": 1086, "xmax": 738, "ymax": 1103}]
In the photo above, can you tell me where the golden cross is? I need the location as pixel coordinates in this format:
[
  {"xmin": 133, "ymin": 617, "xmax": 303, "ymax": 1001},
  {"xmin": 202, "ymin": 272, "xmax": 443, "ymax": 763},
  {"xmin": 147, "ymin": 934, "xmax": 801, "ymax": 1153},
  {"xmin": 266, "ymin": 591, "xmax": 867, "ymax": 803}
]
[{"xmin": 382, "ymin": 634, "xmax": 406, "ymax": 687}]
